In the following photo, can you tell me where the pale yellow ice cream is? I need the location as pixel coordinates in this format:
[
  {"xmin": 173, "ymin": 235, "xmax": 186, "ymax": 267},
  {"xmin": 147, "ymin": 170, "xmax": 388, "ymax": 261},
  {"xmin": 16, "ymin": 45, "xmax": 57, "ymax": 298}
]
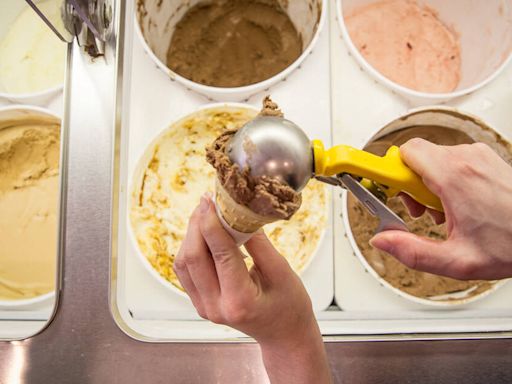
[
  {"xmin": 0, "ymin": 120, "xmax": 60, "ymax": 300},
  {"xmin": 0, "ymin": 0, "xmax": 66, "ymax": 94}
]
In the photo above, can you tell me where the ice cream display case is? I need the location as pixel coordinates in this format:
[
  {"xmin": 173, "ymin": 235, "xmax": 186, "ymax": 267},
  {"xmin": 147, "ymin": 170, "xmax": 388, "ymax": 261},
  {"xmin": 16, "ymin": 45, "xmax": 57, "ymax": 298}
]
[
  {"xmin": 114, "ymin": 0, "xmax": 512, "ymax": 339},
  {"xmin": 1, "ymin": 0, "xmax": 512, "ymax": 382}
]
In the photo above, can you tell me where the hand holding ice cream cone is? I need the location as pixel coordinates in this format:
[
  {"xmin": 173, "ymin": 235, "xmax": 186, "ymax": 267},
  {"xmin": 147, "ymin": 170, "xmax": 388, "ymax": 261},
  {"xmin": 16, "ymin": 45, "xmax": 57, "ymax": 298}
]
[{"xmin": 206, "ymin": 97, "xmax": 303, "ymax": 245}]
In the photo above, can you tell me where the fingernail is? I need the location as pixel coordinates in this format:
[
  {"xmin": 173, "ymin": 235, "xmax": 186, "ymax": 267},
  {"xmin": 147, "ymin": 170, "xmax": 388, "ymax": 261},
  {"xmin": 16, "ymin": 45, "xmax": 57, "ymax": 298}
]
[
  {"xmin": 369, "ymin": 235, "xmax": 394, "ymax": 254},
  {"xmin": 199, "ymin": 195, "xmax": 210, "ymax": 213}
]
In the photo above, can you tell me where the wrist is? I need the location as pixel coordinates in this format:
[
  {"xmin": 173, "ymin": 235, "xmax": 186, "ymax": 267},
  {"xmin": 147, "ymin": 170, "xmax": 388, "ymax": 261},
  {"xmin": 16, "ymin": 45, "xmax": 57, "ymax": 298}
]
[
  {"xmin": 258, "ymin": 318, "xmax": 332, "ymax": 384},
  {"xmin": 258, "ymin": 316, "xmax": 322, "ymax": 354}
]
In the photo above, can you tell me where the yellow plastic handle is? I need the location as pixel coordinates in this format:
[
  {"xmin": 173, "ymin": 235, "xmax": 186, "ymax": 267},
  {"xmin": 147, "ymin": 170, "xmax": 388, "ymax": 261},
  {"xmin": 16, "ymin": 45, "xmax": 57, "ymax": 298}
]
[{"xmin": 313, "ymin": 140, "xmax": 443, "ymax": 212}]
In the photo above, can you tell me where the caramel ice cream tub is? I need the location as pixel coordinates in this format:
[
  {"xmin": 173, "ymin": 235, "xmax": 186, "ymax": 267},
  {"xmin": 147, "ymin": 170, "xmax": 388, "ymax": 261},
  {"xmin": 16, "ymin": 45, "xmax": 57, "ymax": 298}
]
[
  {"xmin": 343, "ymin": 107, "xmax": 511, "ymax": 306},
  {"xmin": 0, "ymin": 106, "xmax": 61, "ymax": 308}
]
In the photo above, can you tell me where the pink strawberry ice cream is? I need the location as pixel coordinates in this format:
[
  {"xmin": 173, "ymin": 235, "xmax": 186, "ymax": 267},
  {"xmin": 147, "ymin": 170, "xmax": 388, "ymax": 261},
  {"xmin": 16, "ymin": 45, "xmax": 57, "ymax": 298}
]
[{"xmin": 346, "ymin": 0, "xmax": 461, "ymax": 93}]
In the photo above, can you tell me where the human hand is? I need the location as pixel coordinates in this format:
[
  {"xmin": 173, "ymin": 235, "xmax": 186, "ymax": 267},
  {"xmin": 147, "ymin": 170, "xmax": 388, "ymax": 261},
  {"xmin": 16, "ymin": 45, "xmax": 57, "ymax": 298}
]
[
  {"xmin": 371, "ymin": 139, "xmax": 512, "ymax": 280},
  {"xmin": 174, "ymin": 194, "xmax": 332, "ymax": 384}
]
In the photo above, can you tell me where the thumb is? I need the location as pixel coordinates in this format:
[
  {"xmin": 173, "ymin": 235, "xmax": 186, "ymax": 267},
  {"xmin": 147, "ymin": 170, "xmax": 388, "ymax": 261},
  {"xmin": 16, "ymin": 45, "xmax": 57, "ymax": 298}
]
[
  {"xmin": 370, "ymin": 231, "xmax": 451, "ymax": 276},
  {"xmin": 244, "ymin": 231, "xmax": 292, "ymax": 281}
]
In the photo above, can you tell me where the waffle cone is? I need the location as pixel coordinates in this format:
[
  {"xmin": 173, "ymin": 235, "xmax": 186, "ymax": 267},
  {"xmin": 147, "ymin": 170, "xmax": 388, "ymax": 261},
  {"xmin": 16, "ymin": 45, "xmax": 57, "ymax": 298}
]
[{"xmin": 215, "ymin": 179, "xmax": 277, "ymax": 233}]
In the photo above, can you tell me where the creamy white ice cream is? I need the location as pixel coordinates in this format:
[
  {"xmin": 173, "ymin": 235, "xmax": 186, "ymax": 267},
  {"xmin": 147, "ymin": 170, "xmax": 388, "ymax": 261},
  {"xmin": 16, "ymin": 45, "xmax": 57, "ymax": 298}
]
[{"xmin": 0, "ymin": 0, "xmax": 66, "ymax": 95}]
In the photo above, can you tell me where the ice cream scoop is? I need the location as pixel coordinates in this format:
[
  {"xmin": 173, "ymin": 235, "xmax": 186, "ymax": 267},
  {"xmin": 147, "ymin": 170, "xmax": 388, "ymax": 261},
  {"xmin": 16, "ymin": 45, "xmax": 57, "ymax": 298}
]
[
  {"xmin": 228, "ymin": 116, "xmax": 313, "ymax": 192},
  {"xmin": 227, "ymin": 115, "xmax": 443, "ymax": 212}
]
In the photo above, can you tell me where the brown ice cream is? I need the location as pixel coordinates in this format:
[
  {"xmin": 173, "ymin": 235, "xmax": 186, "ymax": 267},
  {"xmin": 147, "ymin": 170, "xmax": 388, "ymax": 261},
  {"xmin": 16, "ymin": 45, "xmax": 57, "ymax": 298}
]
[
  {"xmin": 348, "ymin": 126, "xmax": 493, "ymax": 299},
  {"xmin": 0, "ymin": 120, "xmax": 60, "ymax": 300},
  {"xmin": 349, "ymin": 198, "xmax": 493, "ymax": 299},
  {"xmin": 166, "ymin": 0, "xmax": 303, "ymax": 88},
  {"xmin": 206, "ymin": 97, "xmax": 301, "ymax": 220},
  {"xmin": 365, "ymin": 125, "xmax": 474, "ymax": 154}
]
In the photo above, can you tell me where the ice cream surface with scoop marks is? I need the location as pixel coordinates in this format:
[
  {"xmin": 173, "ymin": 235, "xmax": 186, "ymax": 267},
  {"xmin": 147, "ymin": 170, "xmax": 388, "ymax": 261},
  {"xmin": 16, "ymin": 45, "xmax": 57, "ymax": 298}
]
[
  {"xmin": 348, "ymin": 126, "xmax": 498, "ymax": 300},
  {"xmin": 166, "ymin": 0, "xmax": 303, "ymax": 87}
]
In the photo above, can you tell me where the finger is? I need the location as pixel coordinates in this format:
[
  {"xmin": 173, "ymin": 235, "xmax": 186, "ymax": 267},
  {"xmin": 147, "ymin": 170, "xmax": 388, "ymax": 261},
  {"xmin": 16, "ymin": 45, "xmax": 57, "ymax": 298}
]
[
  {"xmin": 399, "ymin": 192, "xmax": 426, "ymax": 218},
  {"xmin": 400, "ymin": 138, "xmax": 450, "ymax": 197},
  {"xmin": 182, "ymin": 198, "xmax": 221, "ymax": 307},
  {"xmin": 370, "ymin": 231, "xmax": 454, "ymax": 277},
  {"xmin": 244, "ymin": 230, "xmax": 292, "ymax": 282},
  {"xmin": 427, "ymin": 208, "xmax": 446, "ymax": 224},
  {"xmin": 173, "ymin": 261, "xmax": 206, "ymax": 318},
  {"xmin": 199, "ymin": 196, "xmax": 254, "ymax": 296},
  {"xmin": 174, "ymin": 222, "xmax": 207, "ymax": 316}
]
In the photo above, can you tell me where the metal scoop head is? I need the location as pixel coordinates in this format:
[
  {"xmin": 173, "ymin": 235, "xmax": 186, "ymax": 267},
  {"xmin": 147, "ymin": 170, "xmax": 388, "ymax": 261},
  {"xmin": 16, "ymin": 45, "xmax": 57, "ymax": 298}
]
[{"xmin": 227, "ymin": 116, "xmax": 313, "ymax": 192}]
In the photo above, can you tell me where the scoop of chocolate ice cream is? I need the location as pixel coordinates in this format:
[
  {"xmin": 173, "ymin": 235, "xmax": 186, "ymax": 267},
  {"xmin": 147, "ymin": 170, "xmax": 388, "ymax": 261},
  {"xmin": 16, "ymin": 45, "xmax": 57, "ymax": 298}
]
[{"xmin": 206, "ymin": 97, "xmax": 301, "ymax": 220}]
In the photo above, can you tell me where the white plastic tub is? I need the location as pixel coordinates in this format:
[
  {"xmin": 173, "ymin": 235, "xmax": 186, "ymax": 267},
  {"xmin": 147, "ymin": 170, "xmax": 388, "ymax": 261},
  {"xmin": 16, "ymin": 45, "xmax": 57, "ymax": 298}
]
[
  {"xmin": 135, "ymin": 0, "xmax": 326, "ymax": 101},
  {"xmin": 128, "ymin": 102, "xmax": 328, "ymax": 298},
  {"xmin": 336, "ymin": 0, "xmax": 512, "ymax": 105},
  {"xmin": 0, "ymin": 0, "xmax": 65, "ymax": 105},
  {"xmin": 0, "ymin": 105, "xmax": 61, "ymax": 310},
  {"xmin": 342, "ymin": 106, "xmax": 511, "ymax": 307}
]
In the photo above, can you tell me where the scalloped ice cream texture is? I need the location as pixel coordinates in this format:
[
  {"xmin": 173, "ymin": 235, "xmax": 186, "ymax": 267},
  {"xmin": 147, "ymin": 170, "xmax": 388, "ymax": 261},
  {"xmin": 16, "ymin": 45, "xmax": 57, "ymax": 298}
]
[
  {"xmin": 166, "ymin": 0, "xmax": 303, "ymax": 87},
  {"xmin": 345, "ymin": 0, "xmax": 461, "ymax": 93}
]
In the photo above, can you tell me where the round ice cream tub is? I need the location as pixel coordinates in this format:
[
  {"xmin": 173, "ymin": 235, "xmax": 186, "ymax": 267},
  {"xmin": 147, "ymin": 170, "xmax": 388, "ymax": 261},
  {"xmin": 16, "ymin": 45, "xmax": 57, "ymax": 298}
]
[
  {"xmin": 0, "ymin": 105, "xmax": 61, "ymax": 309},
  {"xmin": 135, "ymin": 0, "xmax": 326, "ymax": 101},
  {"xmin": 128, "ymin": 102, "xmax": 328, "ymax": 297},
  {"xmin": 336, "ymin": 0, "xmax": 512, "ymax": 105},
  {"xmin": 342, "ymin": 107, "xmax": 511, "ymax": 307},
  {"xmin": 0, "ymin": 0, "xmax": 65, "ymax": 105}
]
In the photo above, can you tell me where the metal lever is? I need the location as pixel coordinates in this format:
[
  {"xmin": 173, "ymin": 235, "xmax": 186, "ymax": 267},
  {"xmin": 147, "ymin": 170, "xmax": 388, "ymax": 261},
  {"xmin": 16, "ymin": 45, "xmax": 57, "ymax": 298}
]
[
  {"xmin": 339, "ymin": 174, "xmax": 408, "ymax": 233},
  {"xmin": 24, "ymin": 0, "xmax": 114, "ymax": 57},
  {"xmin": 316, "ymin": 174, "xmax": 408, "ymax": 233},
  {"xmin": 25, "ymin": 0, "xmax": 73, "ymax": 42}
]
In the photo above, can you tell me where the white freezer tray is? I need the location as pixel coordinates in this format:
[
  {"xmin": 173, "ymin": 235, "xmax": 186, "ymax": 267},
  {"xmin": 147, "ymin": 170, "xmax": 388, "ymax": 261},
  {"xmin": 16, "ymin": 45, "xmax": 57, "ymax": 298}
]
[
  {"xmin": 114, "ymin": 1, "xmax": 512, "ymax": 340},
  {"xmin": 330, "ymin": 6, "xmax": 512, "ymax": 334},
  {"xmin": 117, "ymin": 7, "xmax": 334, "ymax": 339}
]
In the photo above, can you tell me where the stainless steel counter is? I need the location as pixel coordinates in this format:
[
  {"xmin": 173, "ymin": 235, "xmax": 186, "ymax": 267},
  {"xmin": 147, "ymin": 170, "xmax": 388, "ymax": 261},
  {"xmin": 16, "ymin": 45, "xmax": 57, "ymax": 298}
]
[{"xmin": 1, "ymin": 0, "xmax": 512, "ymax": 382}]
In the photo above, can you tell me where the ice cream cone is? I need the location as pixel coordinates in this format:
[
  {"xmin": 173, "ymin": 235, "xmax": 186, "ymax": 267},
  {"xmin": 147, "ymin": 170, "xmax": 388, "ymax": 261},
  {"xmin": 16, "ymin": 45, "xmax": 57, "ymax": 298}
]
[{"xmin": 215, "ymin": 179, "xmax": 277, "ymax": 234}]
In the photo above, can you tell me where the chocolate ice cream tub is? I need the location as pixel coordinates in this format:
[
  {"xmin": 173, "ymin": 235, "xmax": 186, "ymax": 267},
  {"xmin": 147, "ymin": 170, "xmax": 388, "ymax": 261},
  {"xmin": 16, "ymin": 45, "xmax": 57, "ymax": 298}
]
[
  {"xmin": 342, "ymin": 107, "xmax": 511, "ymax": 307},
  {"xmin": 135, "ymin": 0, "xmax": 326, "ymax": 101}
]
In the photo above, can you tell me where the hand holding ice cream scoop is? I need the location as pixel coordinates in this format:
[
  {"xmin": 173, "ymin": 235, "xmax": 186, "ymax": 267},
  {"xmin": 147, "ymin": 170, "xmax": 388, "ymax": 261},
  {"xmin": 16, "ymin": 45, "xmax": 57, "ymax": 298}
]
[
  {"xmin": 207, "ymin": 97, "xmax": 442, "ymax": 244},
  {"xmin": 229, "ymin": 112, "xmax": 443, "ymax": 212}
]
